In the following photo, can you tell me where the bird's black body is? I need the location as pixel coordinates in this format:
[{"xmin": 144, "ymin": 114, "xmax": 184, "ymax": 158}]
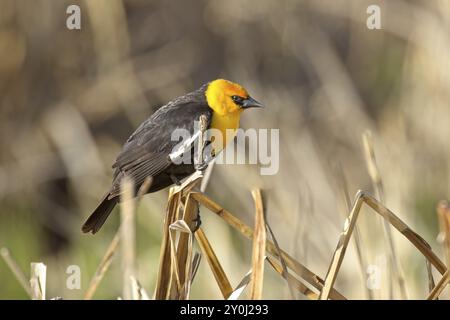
[{"xmin": 82, "ymin": 84, "xmax": 212, "ymax": 234}]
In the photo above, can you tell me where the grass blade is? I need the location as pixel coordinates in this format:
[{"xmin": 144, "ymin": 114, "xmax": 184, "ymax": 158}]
[
  {"xmin": 267, "ymin": 256, "xmax": 318, "ymax": 299},
  {"xmin": 320, "ymin": 190, "xmax": 447, "ymax": 300},
  {"xmin": 120, "ymin": 176, "xmax": 136, "ymax": 300},
  {"xmin": 191, "ymin": 191, "xmax": 347, "ymax": 300},
  {"xmin": 0, "ymin": 247, "xmax": 32, "ymax": 298},
  {"xmin": 363, "ymin": 130, "xmax": 407, "ymax": 299},
  {"xmin": 195, "ymin": 228, "xmax": 233, "ymax": 299},
  {"xmin": 130, "ymin": 276, "xmax": 150, "ymax": 300},
  {"xmin": 84, "ymin": 233, "xmax": 120, "ymax": 299},
  {"xmin": 437, "ymin": 200, "xmax": 450, "ymax": 269},
  {"xmin": 362, "ymin": 193, "xmax": 446, "ymax": 274},
  {"xmin": 30, "ymin": 262, "xmax": 46, "ymax": 300},
  {"xmin": 319, "ymin": 191, "xmax": 365, "ymax": 300},
  {"xmin": 154, "ymin": 189, "xmax": 179, "ymax": 299},
  {"xmin": 228, "ymin": 269, "xmax": 253, "ymax": 300},
  {"xmin": 249, "ymin": 189, "xmax": 266, "ymax": 300},
  {"xmin": 427, "ymin": 269, "xmax": 450, "ymax": 300},
  {"xmin": 168, "ymin": 219, "xmax": 194, "ymax": 299}
]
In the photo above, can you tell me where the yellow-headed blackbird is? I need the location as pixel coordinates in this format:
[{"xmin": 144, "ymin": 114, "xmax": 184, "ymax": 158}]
[{"xmin": 82, "ymin": 79, "xmax": 263, "ymax": 234}]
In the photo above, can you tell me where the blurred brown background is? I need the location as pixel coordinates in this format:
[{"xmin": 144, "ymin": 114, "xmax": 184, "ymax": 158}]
[{"xmin": 1, "ymin": 0, "xmax": 450, "ymax": 299}]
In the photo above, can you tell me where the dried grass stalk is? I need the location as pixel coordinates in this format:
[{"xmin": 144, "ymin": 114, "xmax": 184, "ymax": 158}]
[
  {"xmin": 0, "ymin": 247, "xmax": 32, "ymax": 298},
  {"xmin": 155, "ymin": 172, "xmax": 203, "ymax": 299},
  {"xmin": 333, "ymin": 163, "xmax": 373, "ymax": 299},
  {"xmin": 191, "ymin": 191, "xmax": 346, "ymax": 300},
  {"xmin": 84, "ymin": 233, "xmax": 120, "ymax": 300},
  {"xmin": 170, "ymin": 193, "xmax": 199, "ymax": 299},
  {"xmin": 168, "ymin": 220, "xmax": 194, "ymax": 299},
  {"xmin": 363, "ymin": 193, "xmax": 446, "ymax": 274},
  {"xmin": 130, "ymin": 276, "xmax": 150, "ymax": 300},
  {"xmin": 172, "ymin": 170, "xmax": 203, "ymax": 195},
  {"xmin": 189, "ymin": 252, "xmax": 202, "ymax": 284},
  {"xmin": 120, "ymin": 176, "xmax": 136, "ymax": 300},
  {"xmin": 266, "ymin": 256, "xmax": 318, "ymax": 299},
  {"xmin": 427, "ymin": 269, "xmax": 450, "ymax": 300},
  {"xmin": 228, "ymin": 269, "xmax": 253, "ymax": 300},
  {"xmin": 437, "ymin": 200, "xmax": 450, "ymax": 269},
  {"xmin": 319, "ymin": 191, "xmax": 365, "ymax": 300},
  {"xmin": 195, "ymin": 228, "xmax": 233, "ymax": 299},
  {"xmin": 84, "ymin": 177, "xmax": 151, "ymax": 300},
  {"xmin": 426, "ymin": 260, "xmax": 436, "ymax": 294},
  {"xmin": 170, "ymin": 177, "xmax": 202, "ymax": 299},
  {"xmin": 249, "ymin": 189, "xmax": 266, "ymax": 300},
  {"xmin": 363, "ymin": 131, "xmax": 407, "ymax": 299},
  {"xmin": 154, "ymin": 189, "xmax": 179, "ymax": 299},
  {"xmin": 30, "ymin": 262, "xmax": 46, "ymax": 300},
  {"xmin": 320, "ymin": 190, "xmax": 447, "ymax": 300},
  {"xmin": 266, "ymin": 221, "xmax": 296, "ymax": 299},
  {"xmin": 437, "ymin": 200, "xmax": 450, "ymax": 299}
]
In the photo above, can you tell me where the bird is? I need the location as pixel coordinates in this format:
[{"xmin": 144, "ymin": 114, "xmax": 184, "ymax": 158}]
[{"xmin": 82, "ymin": 79, "xmax": 263, "ymax": 234}]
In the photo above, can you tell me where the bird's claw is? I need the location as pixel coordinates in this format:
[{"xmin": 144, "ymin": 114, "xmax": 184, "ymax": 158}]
[{"xmin": 170, "ymin": 174, "xmax": 182, "ymax": 186}]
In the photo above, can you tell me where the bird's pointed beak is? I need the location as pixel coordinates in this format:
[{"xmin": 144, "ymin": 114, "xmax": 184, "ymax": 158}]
[{"xmin": 242, "ymin": 96, "xmax": 264, "ymax": 109}]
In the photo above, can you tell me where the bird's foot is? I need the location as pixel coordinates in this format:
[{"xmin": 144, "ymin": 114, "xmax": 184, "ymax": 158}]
[{"xmin": 170, "ymin": 174, "xmax": 182, "ymax": 186}]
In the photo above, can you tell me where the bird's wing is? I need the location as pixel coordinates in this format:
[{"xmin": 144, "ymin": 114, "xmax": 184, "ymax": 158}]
[{"xmin": 108, "ymin": 101, "xmax": 212, "ymax": 198}]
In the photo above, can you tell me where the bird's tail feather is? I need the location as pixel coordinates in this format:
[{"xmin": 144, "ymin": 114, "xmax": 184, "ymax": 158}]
[{"xmin": 82, "ymin": 194, "xmax": 117, "ymax": 234}]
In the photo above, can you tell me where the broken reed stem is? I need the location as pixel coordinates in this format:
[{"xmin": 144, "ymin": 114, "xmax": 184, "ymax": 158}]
[
  {"xmin": 363, "ymin": 194, "xmax": 446, "ymax": 275},
  {"xmin": 319, "ymin": 191, "xmax": 364, "ymax": 300},
  {"xmin": 173, "ymin": 194, "xmax": 198, "ymax": 293},
  {"xmin": 436, "ymin": 200, "xmax": 450, "ymax": 299},
  {"xmin": 362, "ymin": 131, "xmax": 407, "ymax": 299},
  {"xmin": 437, "ymin": 201, "xmax": 450, "ymax": 269},
  {"xmin": 191, "ymin": 191, "xmax": 347, "ymax": 300},
  {"xmin": 195, "ymin": 228, "xmax": 233, "ymax": 299},
  {"xmin": 168, "ymin": 193, "xmax": 200, "ymax": 299},
  {"xmin": 130, "ymin": 276, "xmax": 150, "ymax": 300},
  {"xmin": 427, "ymin": 269, "xmax": 450, "ymax": 300},
  {"xmin": 266, "ymin": 222, "xmax": 296, "ymax": 300},
  {"xmin": 426, "ymin": 260, "xmax": 436, "ymax": 294},
  {"xmin": 168, "ymin": 220, "xmax": 194, "ymax": 299},
  {"xmin": 333, "ymin": 163, "xmax": 373, "ymax": 300},
  {"xmin": 30, "ymin": 262, "xmax": 46, "ymax": 300},
  {"xmin": 84, "ymin": 233, "xmax": 120, "ymax": 300},
  {"xmin": 120, "ymin": 177, "xmax": 136, "ymax": 300},
  {"xmin": 155, "ymin": 189, "xmax": 179, "ymax": 299},
  {"xmin": 0, "ymin": 247, "xmax": 32, "ymax": 298},
  {"xmin": 189, "ymin": 253, "xmax": 202, "ymax": 285},
  {"xmin": 320, "ymin": 190, "xmax": 447, "ymax": 300},
  {"xmin": 249, "ymin": 189, "xmax": 266, "ymax": 300},
  {"xmin": 228, "ymin": 269, "xmax": 253, "ymax": 300},
  {"xmin": 155, "ymin": 173, "xmax": 203, "ymax": 300},
  {"xmin": 169, "ymin": 177, "xmax": 203, "ymax": 299},
  {"xmin": 266, "ymin": 256, "xmax": 318, "ymax": 299}
]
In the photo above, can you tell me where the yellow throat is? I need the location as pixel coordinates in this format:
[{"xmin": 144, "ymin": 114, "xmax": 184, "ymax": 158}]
[{"xmin": 205, "ymin": 79, "xmax": 248, "ymax": 152}]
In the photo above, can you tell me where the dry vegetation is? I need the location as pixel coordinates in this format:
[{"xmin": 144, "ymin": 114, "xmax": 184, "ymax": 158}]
[
  {"xmin": 1, "ymin": 0, "xmax": 450, "ymax": 299},
  {"xmin": 2, "ymin": 151, "xmax": 450, "ymax": 299}
]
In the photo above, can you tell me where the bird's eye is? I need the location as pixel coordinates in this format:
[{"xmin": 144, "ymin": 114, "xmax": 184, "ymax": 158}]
[{"xmin": 232, "ymin": 95, "xmax": 244, "ymax": 105}]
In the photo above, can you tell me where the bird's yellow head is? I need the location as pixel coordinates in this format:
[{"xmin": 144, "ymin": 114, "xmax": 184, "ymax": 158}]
[{"xmin": 205, "ymin": 79, "xmax": 263, "ymax": 116}]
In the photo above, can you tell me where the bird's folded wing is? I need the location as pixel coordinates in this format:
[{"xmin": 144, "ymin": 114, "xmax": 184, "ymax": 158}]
[
  {"xmin": 109, "ymin": 152, "xmax": 170, "ymax": 199},
  {"xmin": 108, "ymin": 101, "xmax": 213, "ymax": 197}
]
